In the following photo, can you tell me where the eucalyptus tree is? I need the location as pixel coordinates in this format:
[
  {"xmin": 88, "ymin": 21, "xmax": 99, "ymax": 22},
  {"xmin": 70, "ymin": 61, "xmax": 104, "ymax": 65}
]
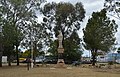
[
  {"xmin": 83, "ymin": 9, "xmax": 118, "ymax": 66},
  {"xmin": 64, "ymin": 30, "xmax": 83, "ymax": 61},
  {"xmin": 20, "ymin": 21, "xmax": 50, "ymax": 65},
  {"xmin": 2, "ymin": 21, "xmax": 22, "ymax": 66},
  {"xmin": 117, "ymin": 47, "xmax": 120, "ymax": 53},
  {"xmin": 0, "ymin": 0, "xmax": 46, "ymax": 66},
  {"xmin": 104, "ymin": 0, "xmax": 120, "ymax": 19},
  {"xmin": 42, "ymin": 2, "xmax": 85, "ymax": 59},
  {"xmin": 47, "ymin": 40, "xmax": 58, "ymax": 57},
  {"xmin": 42, "ymin": 2, "xmax": 85, "ymax": 44}
]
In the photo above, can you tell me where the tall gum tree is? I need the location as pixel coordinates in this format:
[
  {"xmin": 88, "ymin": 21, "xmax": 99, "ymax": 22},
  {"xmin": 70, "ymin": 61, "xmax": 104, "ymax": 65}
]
[
  {"xmin": 42, "ymin": 2, "xmax": 85, "ymax": 40},
  {"xmin": 104, "ymin": 0, "xmax": 120, "ymax": 19},
  {"xmin": 83, "ymin": 9, "xmax": 118, "ymax": 66},
  {"xmin": 42, "ymin": 2, "xmax": 85, "ymax": 61},
  {"xmin": 0, "ymin": 0, "xmax": 46, "ymax": 66},
  {"xmin": 42, "ymin": 2, "xmax": 85, "ymax": 54},
  {"xmin": 20, "ymin": 21, "xmax": 50, "ymax": 65}
]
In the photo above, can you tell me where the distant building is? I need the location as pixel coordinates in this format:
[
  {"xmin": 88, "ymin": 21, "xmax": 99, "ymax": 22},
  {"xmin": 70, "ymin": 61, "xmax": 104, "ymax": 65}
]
[
  {"xmin": 97, "ymin": 50, "xmax": 106, "ymax": 62},
  {"xmin": 81, "ymin": 57, "xmax": 90, "ymax": 62},
  {"xmin": 97, "ymin": 53, "xmax": 120, "ymax": 63},
  {"xmin": 106, "ymin": 53, "xmax": 120, "ymax": 62}
]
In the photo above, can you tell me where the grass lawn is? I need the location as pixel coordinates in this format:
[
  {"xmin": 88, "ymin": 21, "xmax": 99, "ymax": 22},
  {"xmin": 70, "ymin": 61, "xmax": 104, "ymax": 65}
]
[{"xmin": 0, "ymin": 63, "xmax": 120, "ymax": 77}]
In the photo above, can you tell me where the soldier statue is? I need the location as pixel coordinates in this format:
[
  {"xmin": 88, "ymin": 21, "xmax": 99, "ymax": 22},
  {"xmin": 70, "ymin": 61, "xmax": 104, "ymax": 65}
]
[{"xmin": 58, "ymin": 31, "xmax": 63, "ymax": 48}]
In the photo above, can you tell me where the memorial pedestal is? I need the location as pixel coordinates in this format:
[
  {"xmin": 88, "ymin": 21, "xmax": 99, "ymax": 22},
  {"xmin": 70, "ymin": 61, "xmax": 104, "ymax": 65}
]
[
  {"xmin": 56, "ymin": 31, "xmax": 66, "ymax": 68},
  {"xmin": 56, "ymin": 48, "xmax": 66, "ymax": 68}
]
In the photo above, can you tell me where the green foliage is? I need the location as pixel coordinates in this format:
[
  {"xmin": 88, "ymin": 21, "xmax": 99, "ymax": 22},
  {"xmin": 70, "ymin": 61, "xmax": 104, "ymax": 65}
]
[
  {"xmin": 104, "ymin": 0, "xmax": 120, "ymax": 19},
  {"xmin": 0, "ymin": 12, "xmax": 3, "ymax": 67},
  {"xmin": 0, "ymin": 0, "xmax": 46, "ymax": 66},
  {"xmin": 83, "ymin": 9, "xmax": 118, "ymax": 65},
  {"xmin": 0, "ymin": 0, "xmax": 46, "ymax": 48},
  {"xmin": 43, "ymin": 2, "xmax": 85, "ymax": 61},
  {"xmin": 64, "ymin": 30, "xmax": 83, "ymax": 61},
  {"xmin": 48, "ymin": 40, "xmax": 58, "ymax": 57},
  {"xmin": 39, "ymin": 51, "xmax": 45, "ymax": 56},
  {"xmin": 42, "ymin": 2, "xmax": 85, "ymax": 38},
  {"xmin": 83, "ymin": 9, "xmax": 118, "ymax": 52},
  {"xmin": 108, "ymin": 61, "xmax": 114, "ymax": 65},
  {"xmin": 117, "ymin": 47, "xmax": 120, "ymax": 53},
  {"xmin": 118, "ymin": 47, "xmax": 120, "ymax": 50},
  {"xmin": 48, "ymin": 30, "xmax": 83, "ymax": 61},
  {"xmin": 21, "ymin": 50, "xmax": 31, "ymax": 58},
  {"xmin": 21, "ymin": 49, "xmax": 40, "ymax": 58}
]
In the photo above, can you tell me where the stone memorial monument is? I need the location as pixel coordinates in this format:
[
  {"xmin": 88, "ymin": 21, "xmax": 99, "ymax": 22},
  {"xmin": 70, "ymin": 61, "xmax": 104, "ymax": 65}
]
[{"xmin": 57, "ymin": 31, "xmax": 65, "ymax": 67}]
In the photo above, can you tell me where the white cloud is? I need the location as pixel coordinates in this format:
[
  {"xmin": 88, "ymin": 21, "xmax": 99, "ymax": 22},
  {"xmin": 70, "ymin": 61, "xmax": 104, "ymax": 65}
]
[
  {"xmin": 47, "ymin": 0, "xmax": 79, "ymax": 3},
  {"xmin": 116, "ymin": 20, "xmax": 120, "ymax": 44}
]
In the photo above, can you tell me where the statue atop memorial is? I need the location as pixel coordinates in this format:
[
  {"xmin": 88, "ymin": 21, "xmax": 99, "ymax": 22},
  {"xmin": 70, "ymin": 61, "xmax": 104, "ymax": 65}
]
[
  {"xmin": 57, "ymin": 30, "xmax": 65, "ymax": 67},
  {"xmin": 58, "ymin": 31, "xmax": 63, "ymax": 48}
]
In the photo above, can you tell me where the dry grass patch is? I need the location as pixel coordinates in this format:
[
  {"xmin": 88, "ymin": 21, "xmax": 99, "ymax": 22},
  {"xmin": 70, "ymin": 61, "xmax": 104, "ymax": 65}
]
[{"xmin": 0, "ymin": 64, "xmax": 120, "ymax": 77}]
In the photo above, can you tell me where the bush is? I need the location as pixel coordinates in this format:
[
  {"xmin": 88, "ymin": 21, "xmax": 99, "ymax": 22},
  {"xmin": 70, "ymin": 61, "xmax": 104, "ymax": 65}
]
[{"xmin": 108, "ymin": 61, "xmax": 114, "ymax": 65}]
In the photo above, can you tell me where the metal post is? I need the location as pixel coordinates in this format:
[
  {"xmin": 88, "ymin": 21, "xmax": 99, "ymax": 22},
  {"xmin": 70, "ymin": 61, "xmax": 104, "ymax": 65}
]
[{"xmin": 31, "ymin": 26, "xmax": 34, "ymax": 68}]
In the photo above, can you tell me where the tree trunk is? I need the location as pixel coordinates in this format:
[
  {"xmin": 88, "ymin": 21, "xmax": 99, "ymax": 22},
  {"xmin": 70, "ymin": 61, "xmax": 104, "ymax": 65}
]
[
  {"xmin": 91, "ymin": 50, "xmax": 97, "ymax": 66},
  {"xmin": 8, "ymin": 55, "xmax": 11, "ymax": 66},
  {"xmin": 92, "ymin": 53, "xmax": 96, "ymax": 66},
  {"xmin": 33, "ymin": 56, "xmax": 36, "ymax": 65},
  {"xmin": 0, "ymin": 43, "xmax": 3, "ymax": 67},
  {"xmin": 0, "ymin": 51, "xmax": 2, "ymax": 67},
  {"xmin": 33, "ymin": 43, "xmax": 37, "ymax": 66},
  {"xmin": 16, "ymin": 45, "xmax": 19, "ymax": 66},
  {"xmin": 0, "ymin": 36, "xmax": 3, "ymax": 67}
]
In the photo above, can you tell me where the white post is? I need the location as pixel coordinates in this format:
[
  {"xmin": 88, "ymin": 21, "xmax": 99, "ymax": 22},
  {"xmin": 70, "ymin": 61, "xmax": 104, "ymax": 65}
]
[{"xmin": 31, "ymin": 41, "xmax": 34, "ymax": 68}]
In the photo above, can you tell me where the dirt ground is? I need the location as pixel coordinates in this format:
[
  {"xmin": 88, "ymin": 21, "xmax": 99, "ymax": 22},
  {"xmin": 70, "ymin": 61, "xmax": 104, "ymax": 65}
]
[{"xmin": 0, "ymin": 63, "xmax": 120, "ymax": 77}]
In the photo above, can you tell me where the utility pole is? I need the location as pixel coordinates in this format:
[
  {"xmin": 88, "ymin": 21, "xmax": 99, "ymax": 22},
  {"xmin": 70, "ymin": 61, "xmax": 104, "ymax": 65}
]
[
  {"xmin": 31, "ymin": 25, "xmax": 34, "ymax": 68},
  {"xmin": 31, "ymin": 41, "xmax": 34, "ymax": 68}
]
